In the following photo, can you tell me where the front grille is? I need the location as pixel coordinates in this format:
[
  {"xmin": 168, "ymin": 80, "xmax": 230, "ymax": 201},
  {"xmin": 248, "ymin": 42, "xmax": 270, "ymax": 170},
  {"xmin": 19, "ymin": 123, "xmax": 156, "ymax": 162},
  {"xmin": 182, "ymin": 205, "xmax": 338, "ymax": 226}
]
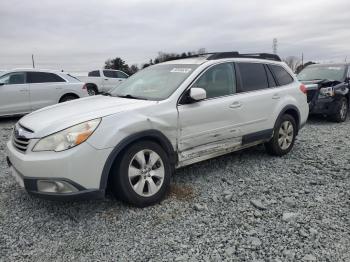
[
  {"xmin": 12, "ymin": 124, "xmax": 33, "ymax": 153},
  {"xmin": 13, "ymin": 136, "xmax": 30, "ymax": 152}
]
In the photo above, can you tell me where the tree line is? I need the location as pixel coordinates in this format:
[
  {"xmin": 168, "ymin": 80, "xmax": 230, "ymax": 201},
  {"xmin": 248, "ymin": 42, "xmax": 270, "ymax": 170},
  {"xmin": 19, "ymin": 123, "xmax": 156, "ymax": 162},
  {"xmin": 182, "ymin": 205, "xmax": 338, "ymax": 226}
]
[
  {"xmin": 104, "ymin": 49, "xmax": 315, "ymax": 75},
  {"xmin": 104, "ymin": 48, "xmax": 206, "ymax": 75}
]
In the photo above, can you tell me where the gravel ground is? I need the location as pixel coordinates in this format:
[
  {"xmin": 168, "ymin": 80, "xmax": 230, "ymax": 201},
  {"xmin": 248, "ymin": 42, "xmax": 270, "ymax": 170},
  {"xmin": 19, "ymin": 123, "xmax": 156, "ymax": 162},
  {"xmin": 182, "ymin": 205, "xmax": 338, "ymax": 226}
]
[{"xmin": 0, "ymin": 116, "xmax": 349, "ymax": 262}]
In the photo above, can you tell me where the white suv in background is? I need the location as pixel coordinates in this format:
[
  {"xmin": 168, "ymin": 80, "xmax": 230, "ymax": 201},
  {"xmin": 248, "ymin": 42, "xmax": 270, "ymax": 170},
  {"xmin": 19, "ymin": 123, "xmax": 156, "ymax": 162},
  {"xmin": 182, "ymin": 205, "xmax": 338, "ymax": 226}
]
[
  {"xmin": 0, "ymin": 69, "xmax": 89, "ymax": 117},
  {"xmin": 6, "ymin": 52, "xmax": 309, "ymax": 207}
]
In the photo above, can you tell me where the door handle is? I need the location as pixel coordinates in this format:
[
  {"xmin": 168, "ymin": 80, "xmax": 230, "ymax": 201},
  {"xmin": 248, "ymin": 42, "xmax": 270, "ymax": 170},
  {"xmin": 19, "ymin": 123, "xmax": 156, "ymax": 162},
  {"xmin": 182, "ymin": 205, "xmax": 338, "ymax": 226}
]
[
  {"xmin": 104, "ymin": 79, "xmax": 109, "ymax": 81},
  {"xmin": 230, "ymin": 101, "xmax": 242, "ymax": 109},
  {"xmin": 272, "ymin": 93, "xmax": 280, "ymax": 99},
  {"xmin": 118, "ymin": 79, "xmax": 123, "ymax": 81}
]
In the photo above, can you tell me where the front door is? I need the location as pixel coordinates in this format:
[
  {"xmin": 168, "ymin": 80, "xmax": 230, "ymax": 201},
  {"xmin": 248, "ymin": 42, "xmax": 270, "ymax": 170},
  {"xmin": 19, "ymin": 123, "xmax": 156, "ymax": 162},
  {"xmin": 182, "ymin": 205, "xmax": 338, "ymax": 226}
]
[
  {"xmin": 177, "ymin": 62, "xmax": 242, "ymax": 164},
  {"xmin": 0, "ymin": 72, "xmax": 31, "ymax": 116},
  {"xmin": 27, "ymin": 71, "xmax": 65, "ymax": 110}
]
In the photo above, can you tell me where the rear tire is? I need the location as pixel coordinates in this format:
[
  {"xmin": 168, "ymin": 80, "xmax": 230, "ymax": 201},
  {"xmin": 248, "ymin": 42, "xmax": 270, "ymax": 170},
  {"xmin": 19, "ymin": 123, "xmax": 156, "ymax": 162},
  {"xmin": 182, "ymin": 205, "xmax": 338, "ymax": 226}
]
[
  {"xmin": 265, "ymin": 114, "xmax": 297, "ymax": 156},
  {"xmin": 111, "ymin": 141, "xmax": 171, "ymax": 207},
  {"xmin": 86, "ymin": 85, "xmax": 98, "ymax": 96},
  {"xmin": 330, "ymin": 97, "xmax": 348, "ymax": 122},
  {"xmin": 59, "ymin": 94, "xmax": 78, "ymax": 103}
]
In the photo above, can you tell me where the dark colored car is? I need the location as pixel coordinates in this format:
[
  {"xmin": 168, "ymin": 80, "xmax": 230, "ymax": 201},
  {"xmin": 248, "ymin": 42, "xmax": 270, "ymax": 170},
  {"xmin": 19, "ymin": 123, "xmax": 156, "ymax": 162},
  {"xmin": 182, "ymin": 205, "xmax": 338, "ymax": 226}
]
[{"xmin": 297, "ymin": 63, "xmax": 350, "ymax": 122}]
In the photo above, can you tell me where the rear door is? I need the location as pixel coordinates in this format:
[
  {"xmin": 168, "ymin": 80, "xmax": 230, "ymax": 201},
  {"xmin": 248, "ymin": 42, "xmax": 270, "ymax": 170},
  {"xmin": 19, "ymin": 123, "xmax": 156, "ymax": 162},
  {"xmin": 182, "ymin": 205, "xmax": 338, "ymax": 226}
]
[
  {"xmin": 116, "ymin": 71, "xmax": 129, "ymax": 84},
  {"xmin": 27, "ymin": 72, "xmax": 67, "ymax": 110},
  {"xmin": 87, "ymin": 70, "xmax": 103, "ymax": 90},
  {"xmin": 102, "ymin": 70, "xmax": 127, "ymax": 91},
  {"xmin": 102, "ymin": 70, "xmax": 118, "ymax": 91},
  {"xmin": 0, "ymin": 72, "xmax": 31, "ymax": 116},
  {"xmin": 233, "ymin": 62, "xmax": 279, "ymax": 140}
]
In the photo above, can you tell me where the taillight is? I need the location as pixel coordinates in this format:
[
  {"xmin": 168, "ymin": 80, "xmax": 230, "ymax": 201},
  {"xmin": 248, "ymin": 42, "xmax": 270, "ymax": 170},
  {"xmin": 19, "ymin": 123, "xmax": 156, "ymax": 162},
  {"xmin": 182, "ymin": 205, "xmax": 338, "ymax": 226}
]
[{"xmin": 299, "ymin": 84, "xmax": 307, "ymax": 94}]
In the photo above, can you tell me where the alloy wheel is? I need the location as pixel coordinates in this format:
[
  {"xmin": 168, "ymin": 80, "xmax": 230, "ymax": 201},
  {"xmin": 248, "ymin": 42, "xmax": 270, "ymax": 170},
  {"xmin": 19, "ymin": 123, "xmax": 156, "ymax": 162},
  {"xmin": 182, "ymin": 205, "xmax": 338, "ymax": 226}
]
[
  {"xmin": 128, "ymin": 149, "xmax": 165, "ymax": 197},
  {"xmin": 87, "ymin": 88, "xmax": 96, "ymax": 96},
  {"xmin": 278, "ymin": 120, "xmax": 294, "ymax": 150}
]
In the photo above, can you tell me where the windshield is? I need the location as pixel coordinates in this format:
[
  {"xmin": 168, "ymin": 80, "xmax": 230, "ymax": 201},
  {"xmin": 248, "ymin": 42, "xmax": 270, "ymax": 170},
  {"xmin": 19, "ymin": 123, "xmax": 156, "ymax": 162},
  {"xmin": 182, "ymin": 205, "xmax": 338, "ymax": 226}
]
[
  {"xmin": 110, "ymin": 64, "xmax": 198, "ymax": 100},
  {"xmin": 297, "ymin": 65, "xmax": 346, "ymax": 81}
]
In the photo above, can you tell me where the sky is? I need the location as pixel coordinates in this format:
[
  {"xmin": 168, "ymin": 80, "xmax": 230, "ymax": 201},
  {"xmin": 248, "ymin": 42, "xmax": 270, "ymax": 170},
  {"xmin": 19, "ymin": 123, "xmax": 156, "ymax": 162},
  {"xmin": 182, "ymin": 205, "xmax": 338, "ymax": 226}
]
[{"xmin": 0, "ymin": 0, "xmax": 349, "ymax": 71}]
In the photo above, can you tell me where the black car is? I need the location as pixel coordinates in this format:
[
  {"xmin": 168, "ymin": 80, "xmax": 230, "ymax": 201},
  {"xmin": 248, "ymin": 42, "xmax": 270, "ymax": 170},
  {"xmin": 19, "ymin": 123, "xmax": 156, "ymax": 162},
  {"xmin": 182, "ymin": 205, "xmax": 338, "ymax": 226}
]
[{"xmin": 297, "ymin": 63, "xmax": 350, "ymax": 122}]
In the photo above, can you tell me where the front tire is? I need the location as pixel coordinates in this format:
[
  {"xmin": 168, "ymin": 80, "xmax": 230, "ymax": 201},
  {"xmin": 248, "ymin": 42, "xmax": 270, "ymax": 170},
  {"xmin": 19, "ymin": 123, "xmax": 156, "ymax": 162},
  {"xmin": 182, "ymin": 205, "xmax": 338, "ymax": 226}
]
[
  {"xmin": 330, "ymin": 97, "xmax": 348, "ymax": 122},
  {"xmin": 265, "ymin": 114, "xmax": 297, "ymax": 156},
  {"xmin": 111, "ymin": 141, "xmax": 171, "ymax": 207}
]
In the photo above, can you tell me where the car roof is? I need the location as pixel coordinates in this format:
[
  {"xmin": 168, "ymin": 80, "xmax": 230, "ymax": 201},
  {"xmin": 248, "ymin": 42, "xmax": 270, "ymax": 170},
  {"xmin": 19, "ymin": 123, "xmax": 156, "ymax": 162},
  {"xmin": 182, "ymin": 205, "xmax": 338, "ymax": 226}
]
[
  {"xmin": 5, "ymin": 68, "xmax": 67, "ymax": 74},
  {"xmin": 162, "ymin": 56, "xmax": 285, "ymax": 65}
]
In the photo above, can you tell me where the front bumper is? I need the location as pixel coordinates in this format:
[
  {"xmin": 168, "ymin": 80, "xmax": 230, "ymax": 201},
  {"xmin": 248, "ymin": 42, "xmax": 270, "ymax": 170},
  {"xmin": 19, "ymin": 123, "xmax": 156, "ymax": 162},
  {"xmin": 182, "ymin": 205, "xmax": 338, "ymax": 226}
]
[
  {"xmin": 309, "ymin": 97, "xmax": 337, "ymax": 115},
  {"xmin": 6, "ymin": 139, "xmax": 112, "ymax": 200}
]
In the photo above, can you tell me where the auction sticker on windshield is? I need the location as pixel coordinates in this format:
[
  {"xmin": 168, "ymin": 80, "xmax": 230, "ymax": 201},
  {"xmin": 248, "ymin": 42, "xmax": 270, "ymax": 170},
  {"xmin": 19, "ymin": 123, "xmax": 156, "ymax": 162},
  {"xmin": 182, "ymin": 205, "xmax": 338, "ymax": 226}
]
[
  {"xmin": 327, "ymin": 67, "xmax": 342, "ymax": 70},
  {"xmin": 170, "ymin": 68, "xmax": 192, "ymax": 73}
]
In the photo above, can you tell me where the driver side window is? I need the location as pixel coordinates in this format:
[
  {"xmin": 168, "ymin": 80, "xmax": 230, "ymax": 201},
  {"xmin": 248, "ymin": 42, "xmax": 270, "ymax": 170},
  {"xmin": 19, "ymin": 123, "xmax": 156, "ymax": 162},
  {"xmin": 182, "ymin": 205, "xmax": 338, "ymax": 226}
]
[
  {"xmin": 0, "ymin": 72, "xmax": 25, "ymax": 85},
  {"xmin": 193, "ymin": 63, "xmax": 236, "ymax": 99}
]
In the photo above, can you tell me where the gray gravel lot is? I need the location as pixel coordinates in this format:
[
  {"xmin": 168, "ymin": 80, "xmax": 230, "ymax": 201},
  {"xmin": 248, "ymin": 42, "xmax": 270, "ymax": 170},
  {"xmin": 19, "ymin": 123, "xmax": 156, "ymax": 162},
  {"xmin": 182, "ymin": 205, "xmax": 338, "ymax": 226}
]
[{"xmin": 0, "ymin": 116, "xmax": 349, "ymax": 261}]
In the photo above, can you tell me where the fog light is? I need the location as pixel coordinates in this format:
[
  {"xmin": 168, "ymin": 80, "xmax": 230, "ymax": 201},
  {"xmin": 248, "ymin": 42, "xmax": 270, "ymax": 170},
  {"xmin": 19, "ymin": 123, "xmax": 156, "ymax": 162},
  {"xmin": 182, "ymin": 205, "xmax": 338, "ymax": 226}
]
[{"xmin": 37, "ymin": 180, "xmax": 79, "ymax": 193}]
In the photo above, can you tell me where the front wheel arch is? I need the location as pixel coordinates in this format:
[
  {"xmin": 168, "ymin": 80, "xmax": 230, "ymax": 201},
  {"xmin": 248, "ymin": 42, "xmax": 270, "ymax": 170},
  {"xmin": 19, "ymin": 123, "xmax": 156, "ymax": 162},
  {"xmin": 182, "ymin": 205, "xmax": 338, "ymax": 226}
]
[{"xmin": 100, "ymin": 130, "xmax": 176, "ymax": 191}]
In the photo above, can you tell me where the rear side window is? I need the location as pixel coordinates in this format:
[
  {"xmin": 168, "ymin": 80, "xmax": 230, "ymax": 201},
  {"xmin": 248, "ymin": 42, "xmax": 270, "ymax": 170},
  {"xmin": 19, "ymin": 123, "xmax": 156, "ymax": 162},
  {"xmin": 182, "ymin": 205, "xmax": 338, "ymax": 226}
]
[
  {"xmin": 237, "ymin": 63, "xmax": 268, "ymax": 92},
  {"xmin": 27, "ymin": 72, "xmax": 65, "ymax": 83},
  {"xmin": 103, "ymin": 70, "xmax": 118, "ymax": 78},
  {"xmin": 117, "ymin": 71, "xmax": 128, "ymax": 79},
  {"xmin": 269, "ymin": 65, "xmax": 294, "ymax": 86},
  {"xmin": 88, "ymin": 70, "xmax": 100, "ymax": 77}
]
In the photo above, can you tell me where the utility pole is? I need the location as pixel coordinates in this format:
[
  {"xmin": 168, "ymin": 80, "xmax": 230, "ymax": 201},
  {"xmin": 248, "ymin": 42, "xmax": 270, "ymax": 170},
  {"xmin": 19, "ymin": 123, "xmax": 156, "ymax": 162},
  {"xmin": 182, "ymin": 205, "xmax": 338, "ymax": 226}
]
[
  {"xmin": 32, "ymin": 54, "xmax": 35, "ymax": 68},
  {"xmin": 272, "ymin": 38, "xmax": 278, "ymax": 54},
  {"xmin": 345, "ymin": 56, "xmax": 347, "ymax": 63},
  {"xmin": 301, "ymin": 52, "xmax": 304, "ymax": 67}
]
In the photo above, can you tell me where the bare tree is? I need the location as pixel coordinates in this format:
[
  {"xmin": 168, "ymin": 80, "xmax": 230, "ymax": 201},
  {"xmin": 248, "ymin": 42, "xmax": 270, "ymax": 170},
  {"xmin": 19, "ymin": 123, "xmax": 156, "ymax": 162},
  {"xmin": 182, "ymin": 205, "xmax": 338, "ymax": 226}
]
[
  {"xmin": 197, "ymin": 48, "xmax": 206, "ymax": 55},
  {"xmin": 283, "ymin": 56, "xmax": 302, "ymax": 72}
]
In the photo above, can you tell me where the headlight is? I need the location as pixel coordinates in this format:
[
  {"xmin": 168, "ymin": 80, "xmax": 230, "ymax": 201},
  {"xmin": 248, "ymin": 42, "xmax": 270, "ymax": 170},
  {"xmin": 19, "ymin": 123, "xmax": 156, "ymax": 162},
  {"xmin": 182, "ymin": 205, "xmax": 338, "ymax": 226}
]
[
  {"xmin": 33, "ymin": 118, "xmax": 101, "ymax": 152},
  {"xmin": 320, "ymin": 87, "xmax": 334, "ymax": 97}
]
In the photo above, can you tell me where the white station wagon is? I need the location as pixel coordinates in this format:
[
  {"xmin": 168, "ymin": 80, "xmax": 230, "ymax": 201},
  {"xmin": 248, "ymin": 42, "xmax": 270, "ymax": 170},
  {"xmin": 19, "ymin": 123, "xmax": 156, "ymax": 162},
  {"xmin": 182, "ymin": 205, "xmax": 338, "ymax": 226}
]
[
  {"xmin": 6, "ymin": 52, "xmax": 309, "ymax": 207},
  {"xmin": 0, "ymin": 69, "xmax": 89, "ymax": 117}
]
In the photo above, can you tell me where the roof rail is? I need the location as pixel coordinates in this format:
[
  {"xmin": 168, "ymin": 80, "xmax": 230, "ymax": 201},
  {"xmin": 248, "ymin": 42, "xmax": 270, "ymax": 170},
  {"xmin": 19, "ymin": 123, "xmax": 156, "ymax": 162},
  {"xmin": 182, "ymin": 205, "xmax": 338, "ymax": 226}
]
[{"xmin": 206, "ymin": 52, "xmax": 282, "ymax": 62}]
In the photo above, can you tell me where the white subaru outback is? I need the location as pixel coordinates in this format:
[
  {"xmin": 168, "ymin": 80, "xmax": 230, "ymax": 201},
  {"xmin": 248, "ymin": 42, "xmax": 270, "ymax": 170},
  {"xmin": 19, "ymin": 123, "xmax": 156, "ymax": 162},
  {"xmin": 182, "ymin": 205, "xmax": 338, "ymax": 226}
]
[{"xmin": 6, "ymin": 52, "xmax": 309, "ymax": 207}]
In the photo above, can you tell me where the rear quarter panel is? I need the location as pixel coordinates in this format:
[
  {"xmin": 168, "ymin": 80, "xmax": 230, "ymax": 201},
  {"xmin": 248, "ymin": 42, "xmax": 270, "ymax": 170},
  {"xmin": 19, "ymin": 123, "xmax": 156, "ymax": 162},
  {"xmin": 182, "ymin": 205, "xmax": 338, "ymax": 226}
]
[{"xmin": 272, "ymin": 81, "xmax": 309, "ymax": 128}]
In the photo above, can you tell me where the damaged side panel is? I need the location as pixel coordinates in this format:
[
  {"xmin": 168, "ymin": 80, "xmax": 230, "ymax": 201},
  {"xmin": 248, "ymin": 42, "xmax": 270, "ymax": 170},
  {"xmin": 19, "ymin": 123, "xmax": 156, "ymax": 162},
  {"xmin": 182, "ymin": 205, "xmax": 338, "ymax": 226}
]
[
  {"xmin": 177, "ymin": 136, "xmax": 242, "ymax": 167},
  {"xmin": 87, "ymin": 102, "xmax": 179, "ymax": 150}
]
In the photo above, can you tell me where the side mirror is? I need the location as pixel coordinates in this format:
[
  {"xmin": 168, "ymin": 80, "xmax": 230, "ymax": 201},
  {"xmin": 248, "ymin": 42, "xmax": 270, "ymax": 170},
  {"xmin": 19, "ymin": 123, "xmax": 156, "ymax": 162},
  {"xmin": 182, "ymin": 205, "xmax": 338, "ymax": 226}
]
[
  {"xmin": 190, "ymin": 87, "xmax": 206, "ymax": 101},
  {"xmin": 0, "ymin": 83, "xmax": 4, "ymax": 86},
  {"xmin": 345, "ymin": 77, "xmax": 350, "ymax": 83}
]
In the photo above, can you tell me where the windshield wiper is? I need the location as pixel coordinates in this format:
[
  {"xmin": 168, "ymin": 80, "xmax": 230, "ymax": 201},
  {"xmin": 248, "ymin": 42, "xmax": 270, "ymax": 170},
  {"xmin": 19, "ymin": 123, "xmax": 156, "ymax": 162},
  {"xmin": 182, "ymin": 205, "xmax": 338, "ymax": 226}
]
[
  {"xmin": 101, "ymin": 92, "xmax": 112, "ymax": 96},
  {"xmin": 116, "ymin": 94, "xmax": 147, "ymax": 100}
]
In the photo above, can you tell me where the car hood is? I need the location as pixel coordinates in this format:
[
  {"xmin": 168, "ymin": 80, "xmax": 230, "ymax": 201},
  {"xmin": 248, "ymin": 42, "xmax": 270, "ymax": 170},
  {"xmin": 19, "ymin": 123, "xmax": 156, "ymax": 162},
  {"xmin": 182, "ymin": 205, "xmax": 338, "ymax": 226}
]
[{"xmin": 19, "ymin": 95, "xmax": 158, "ymax": 137}]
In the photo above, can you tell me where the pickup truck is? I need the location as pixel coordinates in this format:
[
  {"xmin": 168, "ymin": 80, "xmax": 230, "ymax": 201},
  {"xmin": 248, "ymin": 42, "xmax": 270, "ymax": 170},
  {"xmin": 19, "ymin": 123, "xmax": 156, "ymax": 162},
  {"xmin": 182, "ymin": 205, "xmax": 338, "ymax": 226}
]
[{"xmin": 75, "ymin": 69, "xmax": 129, "ymax": 95}]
